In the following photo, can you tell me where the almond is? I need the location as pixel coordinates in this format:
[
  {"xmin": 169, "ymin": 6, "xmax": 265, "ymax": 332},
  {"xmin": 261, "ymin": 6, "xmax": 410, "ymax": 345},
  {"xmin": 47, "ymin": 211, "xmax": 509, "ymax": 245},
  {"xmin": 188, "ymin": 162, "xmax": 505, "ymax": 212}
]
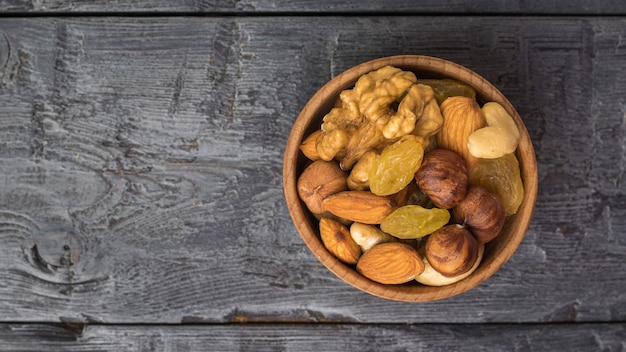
[
  {"xmin": 319, "ymin": 217, "xmax": 361, "ymax": 264},
  {"xmin": 436, "ymin": 96, "xmax": 486, "ymax": 169},
  {"xmin": 322, "ymin": 191, "xmax": 396, "ymax": 224},
  {"xmin": 299, "ymin": 130, "xmax": 322, "ymax": 161},
  {"xmin": 356, "ymin": 242, "xmax": 425, "ymax": 285}
]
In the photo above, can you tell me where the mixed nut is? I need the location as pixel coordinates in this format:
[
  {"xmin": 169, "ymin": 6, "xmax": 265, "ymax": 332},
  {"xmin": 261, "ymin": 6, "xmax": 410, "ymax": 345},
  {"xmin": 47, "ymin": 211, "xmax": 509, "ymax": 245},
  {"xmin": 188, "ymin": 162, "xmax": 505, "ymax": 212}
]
[{"xmin": 296, "ymin": 66, "xmax": 525, "ymax": 287}]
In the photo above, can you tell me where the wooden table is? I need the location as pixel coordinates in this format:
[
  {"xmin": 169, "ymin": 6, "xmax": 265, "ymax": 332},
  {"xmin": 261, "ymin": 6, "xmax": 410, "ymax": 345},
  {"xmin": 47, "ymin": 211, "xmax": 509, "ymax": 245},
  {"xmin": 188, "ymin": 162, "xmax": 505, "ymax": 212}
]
[{"xmin": 0, "ymin": 2, "xmax": 625, "ymax": 350}]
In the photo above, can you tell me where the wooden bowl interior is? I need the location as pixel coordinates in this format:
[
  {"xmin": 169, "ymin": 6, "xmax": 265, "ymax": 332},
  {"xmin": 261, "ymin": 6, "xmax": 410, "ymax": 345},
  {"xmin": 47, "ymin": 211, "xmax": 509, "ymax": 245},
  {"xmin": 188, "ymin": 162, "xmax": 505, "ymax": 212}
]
[{"xmin": 283, "ymin": 55, "xmax": 538, "ymax": 302}]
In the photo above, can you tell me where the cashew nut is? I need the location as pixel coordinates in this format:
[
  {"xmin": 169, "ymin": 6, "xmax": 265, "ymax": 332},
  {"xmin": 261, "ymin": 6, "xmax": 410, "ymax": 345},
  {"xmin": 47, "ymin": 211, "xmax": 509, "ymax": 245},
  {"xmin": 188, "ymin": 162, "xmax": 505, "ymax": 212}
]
[
  {"xmin": 347, "ymin": 150, "xmax": 378, "ymax": 191},
  {"xmin": 467, "ymin": 102, "xmax": 520, "ymax": 159},
  {"xmin": 349, "ymin": 222, "xmax": 396, "ymax": 252}
]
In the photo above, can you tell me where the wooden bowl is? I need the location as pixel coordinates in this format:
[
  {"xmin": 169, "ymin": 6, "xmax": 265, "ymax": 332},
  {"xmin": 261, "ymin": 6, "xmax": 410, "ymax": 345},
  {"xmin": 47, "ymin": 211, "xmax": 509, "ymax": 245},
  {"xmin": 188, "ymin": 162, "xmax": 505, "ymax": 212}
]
[{"xmin": 283, "ymin": 55, "xmax": 538, "ymax": 302}]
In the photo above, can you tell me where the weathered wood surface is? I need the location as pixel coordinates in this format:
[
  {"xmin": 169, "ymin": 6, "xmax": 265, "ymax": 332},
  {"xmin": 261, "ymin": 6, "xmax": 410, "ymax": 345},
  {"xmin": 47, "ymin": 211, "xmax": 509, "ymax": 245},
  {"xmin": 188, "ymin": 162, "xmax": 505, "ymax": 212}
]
[
  {"xmin": 0, "ymin": 323, "xmax": 625, "ymax": 351},
  {"xmin": 0, "ymin": 0, "xmax": 624, "ymax": 14},
  {"xmin": 0, "ymin": 16, "xmax": 624, "ymax": 329}
]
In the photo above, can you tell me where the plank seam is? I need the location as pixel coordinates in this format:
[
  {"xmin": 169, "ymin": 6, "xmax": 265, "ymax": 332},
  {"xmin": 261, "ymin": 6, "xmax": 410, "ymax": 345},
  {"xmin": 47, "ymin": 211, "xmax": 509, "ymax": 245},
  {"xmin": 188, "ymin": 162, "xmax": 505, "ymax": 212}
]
[{"xmin": 0, "ymin": 12, "xmax": 625, "ymax": 18}]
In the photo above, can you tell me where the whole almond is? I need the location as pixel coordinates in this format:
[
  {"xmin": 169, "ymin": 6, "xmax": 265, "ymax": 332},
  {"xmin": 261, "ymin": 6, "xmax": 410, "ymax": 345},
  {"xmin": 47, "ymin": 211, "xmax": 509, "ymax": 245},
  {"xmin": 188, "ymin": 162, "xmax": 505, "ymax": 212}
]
[
  {"xmin": 356, "ymin": 242, "xmax": 425, "ymax": 284},
  {"xmin": 436, "ymin": 96, "xmax": 486, "ymax": 169},
  {"xmin": 322, "ymin": 191, "xmax": 396, "ymax": 224},
  {"xmin": 319, "ymin": 217, "xmax": 361, "ymax": 264},
  {"xmin": 299, "ymin": 130, "xmax": 322, "ymax": 161}
]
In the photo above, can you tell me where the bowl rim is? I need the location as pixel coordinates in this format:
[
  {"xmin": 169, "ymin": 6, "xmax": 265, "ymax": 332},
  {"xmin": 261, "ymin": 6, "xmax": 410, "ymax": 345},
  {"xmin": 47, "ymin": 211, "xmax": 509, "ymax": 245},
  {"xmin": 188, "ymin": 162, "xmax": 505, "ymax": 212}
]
[{"xmin": 283, "ymin": 55, "xmax": 538, "ymax": 302}]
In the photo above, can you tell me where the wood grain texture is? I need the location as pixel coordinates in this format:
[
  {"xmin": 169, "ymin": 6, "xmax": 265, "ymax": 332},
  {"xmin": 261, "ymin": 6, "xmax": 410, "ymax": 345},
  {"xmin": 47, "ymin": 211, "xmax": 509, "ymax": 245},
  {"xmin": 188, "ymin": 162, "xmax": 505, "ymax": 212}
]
[
  {"xmin": 0, "ymin": 1, "xmax": 624, "ymax": 14},
  {"xmin": 0, "ymin": 17, "xmax": 624, "ymax": 324},
  {"xmin": 0, "ymin": 323, "xmax": 625, "ymax": 351}
]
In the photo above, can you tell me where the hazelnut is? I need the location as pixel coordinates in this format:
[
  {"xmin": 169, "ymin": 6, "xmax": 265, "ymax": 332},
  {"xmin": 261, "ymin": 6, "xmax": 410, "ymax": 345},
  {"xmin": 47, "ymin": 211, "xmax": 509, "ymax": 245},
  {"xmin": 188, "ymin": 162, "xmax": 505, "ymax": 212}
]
[
  {"xmin": 425, "ymin": 224, "xmax": 479, "ymax": 277},
  {"xmin": 415, "ymin": 148, "xmax": 469, "ymax": 209},
  {"xmin": 297, "ymin": 160, "xmax": 348, "ymax": 215},
  {"xmin": 452, "ymin": 185, "xmax": 505, "ymax": 244},
  {"xmin": 416, "ymin": 244, "xmax": 484, "ymax": 286},
  {"xmin": 387, "ymin": 180, "xmax": 420, "ymax": 208},
  {"xmin": 319, "ymin": 217, "xmax": 361, "ymax": 265}
]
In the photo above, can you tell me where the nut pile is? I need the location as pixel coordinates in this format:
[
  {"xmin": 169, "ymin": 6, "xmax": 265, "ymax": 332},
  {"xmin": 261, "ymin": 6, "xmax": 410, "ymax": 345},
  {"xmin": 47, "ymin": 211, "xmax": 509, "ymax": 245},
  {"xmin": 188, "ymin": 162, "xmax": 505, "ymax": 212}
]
[{"xmin": 297, "ymin": 66, "xmax": 524, "ymax": 286}]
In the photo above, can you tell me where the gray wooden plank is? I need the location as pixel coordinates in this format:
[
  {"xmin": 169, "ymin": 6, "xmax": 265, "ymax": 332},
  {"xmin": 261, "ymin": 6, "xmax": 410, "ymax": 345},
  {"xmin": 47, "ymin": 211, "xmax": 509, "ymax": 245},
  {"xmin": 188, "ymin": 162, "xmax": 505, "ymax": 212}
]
[
  {"xmin": 0, "ymin": 16, "xmax": 624, "ymax": 324},
  {"xmin": 0, "ymin": 323, "xmax": 625, "ymax": 352},
  {"xmin": 0, "ymin": 0, "xmax": 624, "ymax": 15}
]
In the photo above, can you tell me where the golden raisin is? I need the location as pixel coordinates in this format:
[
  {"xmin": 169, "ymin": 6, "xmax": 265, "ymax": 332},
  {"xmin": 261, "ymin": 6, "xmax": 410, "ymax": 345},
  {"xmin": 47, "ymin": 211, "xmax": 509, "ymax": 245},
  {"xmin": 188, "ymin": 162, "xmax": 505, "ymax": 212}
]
[
  {"xmin": 380, "ymin": 205, "xmax": 450, "ymax": 239},
  {"xmin": 469, "ymin": 153, "xmax": 524, "ymax": 216},
  {"xmin": 415, "ymin": 79, "xmax": 477, "ymax": 105},
  {"xmin": 368, "ymin": 136, "xmax": 424, "ymax": 196}
]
